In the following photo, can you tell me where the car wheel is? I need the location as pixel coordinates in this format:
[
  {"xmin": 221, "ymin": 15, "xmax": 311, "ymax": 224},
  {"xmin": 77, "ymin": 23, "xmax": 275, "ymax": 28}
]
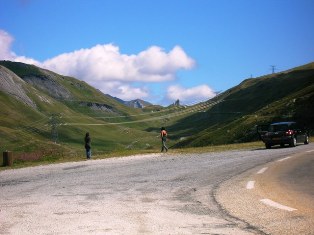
[
  {"xmin": 289, "ymin": 137, "xmax": 297, "ymax": 147},
  {"xmin": 265, "ymin": 143, "xmax": 271, "ymax": 149},
  {"xmin": 304, "ymin": 135, "xmax": 309, "ymax": 145}
]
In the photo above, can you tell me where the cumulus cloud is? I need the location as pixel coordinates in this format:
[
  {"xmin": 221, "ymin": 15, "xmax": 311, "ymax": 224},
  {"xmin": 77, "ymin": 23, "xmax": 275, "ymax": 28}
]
[
  {"xmin": 167, "ymin": 84, "xmax": 216, "ymax": 104},
  {"xmin": 42, "ymin": 44, "xmax": 195, "ymax": 83},
  {"xmin": 90, "ymin": 81, "xmax": 149, "ymax": 101},
  {"xmin": 0, "ymin": 30, "xmax": 15, "ymax": 60},
  {"xmin": 1, "ymin": 29, "xmax": 215, "ymax": 104},
  {"xmin": 134, "ymin": 46, "xmax": 195, "ymax": 76},
  {"xmin": 40, "ymin": 43, "xmax": 195, "ymax": 100},
  {"xmin": 0, "ymin": 30, "xmax": 40, "ymax": 65}
]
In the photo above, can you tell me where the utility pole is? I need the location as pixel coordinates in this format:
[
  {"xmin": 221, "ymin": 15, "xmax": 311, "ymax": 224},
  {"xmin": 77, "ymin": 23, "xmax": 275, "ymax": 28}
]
[
  {"xmin": 270, "ymin": 65, "xmax": 276, "ymax": 74},
  {"xmin": 49, "ymin": 113, "xmax": 59, "ymax": 143}
]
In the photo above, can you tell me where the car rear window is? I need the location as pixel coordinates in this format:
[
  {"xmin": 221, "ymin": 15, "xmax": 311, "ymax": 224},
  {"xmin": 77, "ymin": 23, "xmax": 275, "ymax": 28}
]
[{"xmin": 269, "ymin": 124, "xmax": 289, "ymax": 132}]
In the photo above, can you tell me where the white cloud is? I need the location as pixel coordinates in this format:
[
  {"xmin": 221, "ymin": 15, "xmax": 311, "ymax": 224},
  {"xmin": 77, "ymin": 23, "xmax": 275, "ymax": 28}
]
[
  {"xmin": 90, "ymin": 81, "xmax": 149, "ymax": 101},
  {"xmin": 42, "ymin": 44, "xmax": 195, "ymax": 83},
  {"xmin": 14, "ymin": 55, "xmax": 41, "ymax": 65},
  {"xmin": 40, "ymin": 43, "xmax": 196, "ymax": 101},
  {"xmin": 167, "ymin": 84, "xmax": 216, "ymax": 104},
  {"xmin": 134, "ymin": 46, "xmax": 195, "ymax": 76},
  {"xmin": 0, "ymin": 30, "xmax": 41, "ymax": 65},
  {"xmin": 0, "ymin": 30, "xmax": 15, "ymax": 60},
  {"xmin": 1, "ymin": 29, "xmax": 207, "ymax": 103}
]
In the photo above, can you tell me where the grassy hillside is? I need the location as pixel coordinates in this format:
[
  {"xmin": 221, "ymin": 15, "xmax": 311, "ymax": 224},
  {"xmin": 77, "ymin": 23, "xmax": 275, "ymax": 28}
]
[
  {"xmin": 0, "ymin": 61, "xmax": 167, "ymax": 163},
  {"xmin": 1, "ymin": 60, "xmax": 313, "ymax": 165},
  {"xmin": 172, "ymin": 62, "xmax": 314, "ymax": 147}
]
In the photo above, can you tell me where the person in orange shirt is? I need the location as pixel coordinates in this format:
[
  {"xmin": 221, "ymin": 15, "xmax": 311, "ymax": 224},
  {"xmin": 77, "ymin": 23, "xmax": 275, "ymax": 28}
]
[{"xmin": 160, "ymin": 127, "xmax": 168, "ymax": 152}]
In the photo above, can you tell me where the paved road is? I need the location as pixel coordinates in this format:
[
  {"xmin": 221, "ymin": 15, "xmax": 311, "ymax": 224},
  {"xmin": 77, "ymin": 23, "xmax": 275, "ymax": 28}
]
[
  {"xmin": 0, "ymin": 143, "xmax": 313, "ymax": 234},
  {"xmin": 217, "ymin": 145, "xmax": 314, "ymax": 235}
]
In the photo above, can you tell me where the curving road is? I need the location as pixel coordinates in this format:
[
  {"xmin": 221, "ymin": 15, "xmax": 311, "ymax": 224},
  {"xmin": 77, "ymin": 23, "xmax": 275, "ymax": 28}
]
[
  {"xmin": 0, "ymin": 143, "xmax": 313, "ymax": 234},
  {"xmin": 217, "ymin": 145, "xmax": 314, "ymax": 235}
]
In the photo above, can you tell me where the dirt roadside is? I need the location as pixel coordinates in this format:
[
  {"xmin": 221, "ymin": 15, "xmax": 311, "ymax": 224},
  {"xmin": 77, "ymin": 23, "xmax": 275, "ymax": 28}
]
[{"xmin": 215, "ymin": 148, "xmax": 314, "ymax": 235}]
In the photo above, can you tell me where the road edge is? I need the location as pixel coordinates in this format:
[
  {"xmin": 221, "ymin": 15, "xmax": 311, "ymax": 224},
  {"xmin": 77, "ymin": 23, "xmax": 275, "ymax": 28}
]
[{"xmin": 213, "ymin": 147, "xmax": 314, "ymax": 235}]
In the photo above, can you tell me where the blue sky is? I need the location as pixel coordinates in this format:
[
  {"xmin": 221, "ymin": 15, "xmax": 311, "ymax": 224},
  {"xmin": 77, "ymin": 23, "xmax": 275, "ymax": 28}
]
[{"xmin": 0, "ymin": 0, "xmax": 314, "ymax": 105}]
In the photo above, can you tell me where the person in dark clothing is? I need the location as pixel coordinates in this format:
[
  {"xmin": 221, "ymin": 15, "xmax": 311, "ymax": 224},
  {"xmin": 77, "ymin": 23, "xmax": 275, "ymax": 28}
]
[
  {"xmin": 160, "ymin": 127, "xmax": 168, "ymax": 152},
  {"xmin": 84, "ymin": 132, "xmax": 91, "ymax": 159}
]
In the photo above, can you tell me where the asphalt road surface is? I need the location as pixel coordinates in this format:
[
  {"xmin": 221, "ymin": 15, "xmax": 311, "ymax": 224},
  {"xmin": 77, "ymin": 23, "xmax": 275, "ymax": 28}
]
[{"xmin": 0, "ymin": 143, "xmax": 313, "ymax": 235}]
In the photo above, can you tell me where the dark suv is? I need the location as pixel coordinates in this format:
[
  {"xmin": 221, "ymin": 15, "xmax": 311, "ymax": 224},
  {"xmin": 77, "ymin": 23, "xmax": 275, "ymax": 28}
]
[{"xmin": 260, "ymin": 122, "xmax": 309, "ymax": 149}]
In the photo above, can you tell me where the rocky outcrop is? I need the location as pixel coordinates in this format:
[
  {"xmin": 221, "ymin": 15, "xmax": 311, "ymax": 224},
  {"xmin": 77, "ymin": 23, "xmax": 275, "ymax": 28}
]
[
  {"xmin": 79, "ymin": 101, "xmax": 114, "ymax": 112},
  {"xmin": 23, "ymin": 70, "xmax": 72, "ymax": 100},
  {"xmin": 0, "ymin": 65, "xmax": 36, "ymax": 108},
  {"xmin": 124, "ymin": 99, "xmax": 152, "ymax": 108}
]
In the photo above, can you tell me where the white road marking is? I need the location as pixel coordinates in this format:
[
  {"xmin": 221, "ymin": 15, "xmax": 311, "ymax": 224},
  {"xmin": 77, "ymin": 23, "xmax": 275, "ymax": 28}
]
[
  {"xmin": 246, "ymin": 181, "xmax": 255, "ymax": 189},
  {"xmin": 257, "ymin": 167, "xmax": 268, "ymax": 174},
  {"xmin": 277, "ymin": 156, "xmax": 291, "ymax": 162},
  {"xmin": 306, "ymin": 150, "xmax": 314, "ymax": 153},
  {"xmin": 260, "ymin": 199, "xmax": 297, "ymax": 211}
]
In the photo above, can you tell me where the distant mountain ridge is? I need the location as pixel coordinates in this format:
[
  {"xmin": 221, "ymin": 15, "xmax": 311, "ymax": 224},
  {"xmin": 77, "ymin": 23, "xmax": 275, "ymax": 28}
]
[
  {"xmin": 124, "ymin": 99, "xmax": 152, "ymax": 108},
  {"xmin": 107, "ymin": 95, "xmax": 153, "ymax": 108}
]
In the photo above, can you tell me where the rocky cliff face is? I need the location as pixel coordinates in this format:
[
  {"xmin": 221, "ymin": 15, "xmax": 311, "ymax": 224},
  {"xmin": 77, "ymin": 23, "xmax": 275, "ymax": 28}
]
[
  {"xmin": 0, "ymin": 61, "xmax": 121, "ymax": 114},
  {"xmin": 0, "ymin": 65, "xmax": 36, "ymax": 108},
  {"xmin": 22, "ymin": 69, "xmax": 72, "ymax": 100},
  {"xmin": 79, "ymin": 101, "xmax": 114, "ymax": 112}
]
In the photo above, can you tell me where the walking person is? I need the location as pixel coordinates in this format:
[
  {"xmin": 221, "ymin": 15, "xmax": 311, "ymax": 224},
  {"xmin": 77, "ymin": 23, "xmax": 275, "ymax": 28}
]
[
  {"xmin": 160, "ymin": 127, "xmax": 168, "ymax": 152},
  {"xmin": 84, "ymin": 132, "xmax": 91, "ymax": 159}
]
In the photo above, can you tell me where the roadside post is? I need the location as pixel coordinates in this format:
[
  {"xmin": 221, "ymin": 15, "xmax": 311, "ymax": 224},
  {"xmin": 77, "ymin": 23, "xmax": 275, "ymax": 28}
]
[{"xmin": 3, "ymin": 151, "xmax": 14, "ymax": 167}]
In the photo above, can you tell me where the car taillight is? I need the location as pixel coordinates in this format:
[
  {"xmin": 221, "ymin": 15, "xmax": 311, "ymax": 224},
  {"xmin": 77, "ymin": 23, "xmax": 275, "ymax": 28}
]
[{"xmin": 286, "ymin": 130, "xmax": 293, "ymax": 136}]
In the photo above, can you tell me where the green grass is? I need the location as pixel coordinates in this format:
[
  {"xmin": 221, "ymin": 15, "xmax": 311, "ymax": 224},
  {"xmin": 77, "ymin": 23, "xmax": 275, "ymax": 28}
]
[
  {"xmin": 169, "ymin": 65, "xmax": 314, "ymax": 147},
  {"xmin": 0, "ymin": 141, "xmax": 263, "ymax": 170},
  {"xmin": 0, "ymin": 61, "xmax": 42, "ymax": 77},
  {"xmin": 1, "ymin": 60, "xmax": 313, "ymax": 168},
  {"xmin": 1, "ymin": 134, "xmax": 313, "ymax": 171}
]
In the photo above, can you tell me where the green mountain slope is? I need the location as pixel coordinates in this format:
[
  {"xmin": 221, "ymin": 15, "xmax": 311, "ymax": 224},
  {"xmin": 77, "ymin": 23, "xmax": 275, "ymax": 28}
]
[
  {"xmin": 1, "ymin": 60, "xmax": 313, "ymax": 163},
  {"xmin": 0, "ymin": 61, "xmax": 164, "ymax": 161},
  {"xmin": 171, "ymin": 62, "xmax": 314, "ymax": 147}
]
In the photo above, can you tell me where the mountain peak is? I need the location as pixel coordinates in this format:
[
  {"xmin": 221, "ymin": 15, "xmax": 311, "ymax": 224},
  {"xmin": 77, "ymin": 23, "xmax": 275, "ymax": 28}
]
[
  {"xmin": 125, "ymin": 99, "xmax": 152, "ymax": 108},
  {"xmin": 107, "ymin": 95, "xmax": 152, "ymax": 109}
]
